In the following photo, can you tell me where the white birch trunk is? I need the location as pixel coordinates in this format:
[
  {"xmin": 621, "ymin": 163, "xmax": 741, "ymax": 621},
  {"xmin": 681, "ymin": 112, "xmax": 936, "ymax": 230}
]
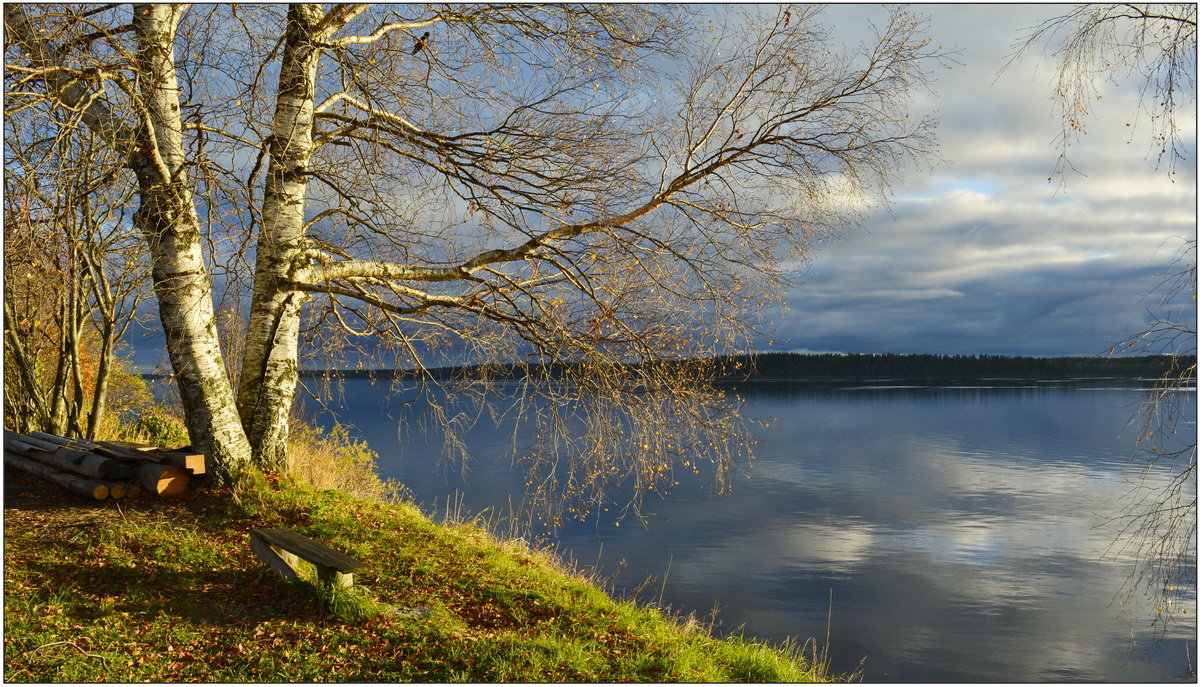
[
  {"xmin": 127, "ymin": 5, "xmax": 253, "ymax": 480},
  {"xmin": 6, "ymin": 4, "xmax": 255, "ymax": 481},
  {"xmin": 237, "ymin": 4, "xmax": 326, "ymax": 471}
]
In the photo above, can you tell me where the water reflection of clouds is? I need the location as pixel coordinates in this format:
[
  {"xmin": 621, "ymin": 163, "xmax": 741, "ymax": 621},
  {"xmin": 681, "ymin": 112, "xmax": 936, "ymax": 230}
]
[
  {"xmin": 620, "ymin": 449, "xmax": 1170, "ymax": 590},
  {"xmin": 794, "ymin": 464, "xmax": 1166, "ymax": 573},
  {"xmin": 814, "ymin": 550, "xmax": 1189, "ymax": 681},
  {"xmin": 775, "ymin": 523, "xmax": 877, "ymax": 573},
  {"xmin": 327, "ymin": 381, "xmax": 1197, "ymax": 680},
  {"xmin": 891, "ymin": 521, "xmax": 1001, "ymax": 566},
  {"xmin": 606, "ymin": 394, "xmax": 1196, "ymax": 679}
]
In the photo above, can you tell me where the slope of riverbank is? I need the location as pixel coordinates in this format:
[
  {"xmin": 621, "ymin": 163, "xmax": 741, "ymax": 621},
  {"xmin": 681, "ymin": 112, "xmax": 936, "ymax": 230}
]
[{"xmin": 3, "ymin": 469, "xmax": 831, "ymax": 682}]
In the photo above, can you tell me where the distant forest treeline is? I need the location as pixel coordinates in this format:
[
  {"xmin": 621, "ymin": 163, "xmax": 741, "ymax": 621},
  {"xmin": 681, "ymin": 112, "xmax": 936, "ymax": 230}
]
[
  {"xmin": 716, "ymin": 352, "xmax": 1188, "ymax": 381},
  {"xmin": 290, "ymin": 353, "xmax": 1190, "ymax": 383}
]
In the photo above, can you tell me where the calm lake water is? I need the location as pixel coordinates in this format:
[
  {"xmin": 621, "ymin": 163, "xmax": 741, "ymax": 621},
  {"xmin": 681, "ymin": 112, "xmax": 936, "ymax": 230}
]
[{"xmin": 306, "ymin": 378, "xmax": 1197, "ymax": 682}]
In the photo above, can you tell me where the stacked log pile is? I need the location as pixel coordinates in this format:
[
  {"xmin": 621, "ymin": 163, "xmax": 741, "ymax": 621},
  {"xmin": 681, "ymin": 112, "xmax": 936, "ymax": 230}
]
[{"xmin": 3, "ymin": 430, "xmax": 205, "ymax": 500}]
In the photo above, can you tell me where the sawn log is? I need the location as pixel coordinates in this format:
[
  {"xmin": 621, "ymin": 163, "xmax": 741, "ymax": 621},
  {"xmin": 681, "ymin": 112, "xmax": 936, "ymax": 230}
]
[
  {"xmin": 4, "ymin": 430, "xmax": 59, "ymax": 453},
  {"xmin": 136, "ymin": 462, "xmax": 190, "ymax": 497},
  {"xmin": 27, "ymin": 430, "xmax": 96, "ymax": 451},
  {"xmin": 4, "ymin": 451, "xmax": 109, "ymax": 500},
  {"xmin": 93, "ymin": 441, "xmax": 206, "ymax": 475},
  {"xmin": 96, "ymin": 480, "xmax": 129, "ymax": 499},
  {"xmin": 3, "ymin": 435, "xmax": 132, "ymax": 480}
]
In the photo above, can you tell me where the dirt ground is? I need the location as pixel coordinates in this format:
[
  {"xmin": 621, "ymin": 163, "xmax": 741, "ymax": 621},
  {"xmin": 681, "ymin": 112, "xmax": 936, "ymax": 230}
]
[{"xmin": 4, "ymin": 464, "xmax": 126, "ymax": 530}]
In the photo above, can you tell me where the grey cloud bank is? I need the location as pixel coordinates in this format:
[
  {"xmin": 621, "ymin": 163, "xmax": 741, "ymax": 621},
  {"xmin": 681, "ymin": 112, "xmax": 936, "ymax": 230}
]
[{"xmin": 760, "ymin": 3, "xmax": 1196, "ymax": 356}]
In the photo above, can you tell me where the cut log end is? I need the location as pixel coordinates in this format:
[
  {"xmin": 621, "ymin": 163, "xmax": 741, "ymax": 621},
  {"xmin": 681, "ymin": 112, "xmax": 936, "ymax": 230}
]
[
  {"xmin": 137, "ymin": 462, "xmax": 190, "ymax": 497},
  {"xmin": 98, "ymin": 481, "xmax": 127, "ymax": 499}
]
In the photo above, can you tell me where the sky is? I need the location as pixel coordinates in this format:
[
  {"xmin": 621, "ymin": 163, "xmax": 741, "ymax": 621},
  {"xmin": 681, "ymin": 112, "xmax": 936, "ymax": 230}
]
[
  {"xmin": 123, "ymin": 4, "xmax": 1197, "ymax": 370},
  {"xmin": 754, "ymin": 3, "xmax": 1197, "ymax": 357}
]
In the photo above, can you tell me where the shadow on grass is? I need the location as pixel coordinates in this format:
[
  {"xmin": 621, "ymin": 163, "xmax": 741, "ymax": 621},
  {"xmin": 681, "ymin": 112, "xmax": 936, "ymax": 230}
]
[{"xmin": 19, "ymin": 557, "xmax": 329, "ymax": 627}]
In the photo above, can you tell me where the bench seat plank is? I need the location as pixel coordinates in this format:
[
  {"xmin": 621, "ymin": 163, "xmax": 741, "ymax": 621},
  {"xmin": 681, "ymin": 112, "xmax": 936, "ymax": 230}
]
[
  {"xmin": 253, "ymin": 528, "xmax": 367, "ymax": 572},
  {"xmin": 251, "ymin": 528, "xmax": 367, "ymax": 588}
]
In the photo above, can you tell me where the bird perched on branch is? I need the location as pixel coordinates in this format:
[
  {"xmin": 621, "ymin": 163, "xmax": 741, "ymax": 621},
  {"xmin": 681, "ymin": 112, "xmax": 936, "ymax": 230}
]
[{"xmin": 411, "ymin": 31, "xmax": 429, "ymax": 55}]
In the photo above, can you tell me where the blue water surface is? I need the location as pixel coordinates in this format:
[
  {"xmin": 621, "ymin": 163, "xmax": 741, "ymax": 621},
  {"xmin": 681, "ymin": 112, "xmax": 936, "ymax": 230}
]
[{"xmin": 303, "ymin": 379, "xmax": 1197, "ymax": 682}]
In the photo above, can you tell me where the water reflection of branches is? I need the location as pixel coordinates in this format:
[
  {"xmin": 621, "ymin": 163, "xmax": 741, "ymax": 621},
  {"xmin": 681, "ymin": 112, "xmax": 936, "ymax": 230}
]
[{"xmin": 1107, "ymin": 238, "xmax": 1197, "ymax": 638}]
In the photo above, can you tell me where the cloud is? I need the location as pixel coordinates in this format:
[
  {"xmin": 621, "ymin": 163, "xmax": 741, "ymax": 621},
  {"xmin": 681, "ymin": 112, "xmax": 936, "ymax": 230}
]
[{"xmin": 758, "ymin": 4, "xmax": 1196, "ymax": 356}]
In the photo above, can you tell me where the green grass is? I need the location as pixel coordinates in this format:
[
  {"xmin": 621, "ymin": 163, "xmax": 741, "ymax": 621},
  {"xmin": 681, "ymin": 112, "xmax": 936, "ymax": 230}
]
[{"xmin": 5, "ymin": 478, "xmax": 834, "ymax": 682}]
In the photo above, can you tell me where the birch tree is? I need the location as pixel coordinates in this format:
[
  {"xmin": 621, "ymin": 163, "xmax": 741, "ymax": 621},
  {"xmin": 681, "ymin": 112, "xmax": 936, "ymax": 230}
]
[
  {"xmin": 7, "ymin": 3, "xmax": 255, "ymax": 477},
  {"xmin": 5, "ymin": 4, "xmax": 944, "ymax": 499}
]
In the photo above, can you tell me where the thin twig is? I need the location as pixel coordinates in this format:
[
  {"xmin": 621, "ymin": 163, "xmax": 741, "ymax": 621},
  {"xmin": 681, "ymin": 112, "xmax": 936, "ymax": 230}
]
[
  {"xmin": 29, "ymin": 641, "xmax": 110, "ymax": 667},
  {"xmin": 825, "ymin": 588, "xmax": 833, "ymax": 669},
  {"xmin": 657, "ymin": 554, "xmax": 673, "ymax": 607}
]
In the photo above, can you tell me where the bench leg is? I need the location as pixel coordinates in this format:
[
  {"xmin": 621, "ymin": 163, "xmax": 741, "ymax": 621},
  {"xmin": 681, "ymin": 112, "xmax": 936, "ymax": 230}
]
[
  {"xmin": 250, "ymin": 532, "xmax": 301, "ymax": 582},
  {"xmin": 317, "ymin": 566, "xmax": 354, "ymax": 588}
]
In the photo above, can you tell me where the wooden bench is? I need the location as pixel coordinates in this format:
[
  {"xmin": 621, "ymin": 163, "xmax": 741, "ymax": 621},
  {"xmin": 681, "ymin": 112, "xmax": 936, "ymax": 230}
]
[{"xmin": 250, "ymin": 528, "xmax": 367, "ymax": 588}]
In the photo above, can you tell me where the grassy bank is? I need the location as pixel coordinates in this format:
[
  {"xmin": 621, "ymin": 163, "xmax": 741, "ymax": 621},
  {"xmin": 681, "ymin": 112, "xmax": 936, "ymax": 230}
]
[{"xmin": 4, "ymin": 475, "xmax": 832, "ymax": 682}]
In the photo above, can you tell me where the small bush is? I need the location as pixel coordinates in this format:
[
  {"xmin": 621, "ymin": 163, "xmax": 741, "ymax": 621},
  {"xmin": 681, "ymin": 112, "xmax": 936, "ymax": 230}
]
[
  {"xmin": 132, "ymin": 409, "xmax": 190, "ymax": 447},
  {"xmin": 287, "ymin": 422, "xmax": 391, "ymax": 502},
  {"xmin": 101, "ymin": 405, "xmax": 190, "ymax": 447}
]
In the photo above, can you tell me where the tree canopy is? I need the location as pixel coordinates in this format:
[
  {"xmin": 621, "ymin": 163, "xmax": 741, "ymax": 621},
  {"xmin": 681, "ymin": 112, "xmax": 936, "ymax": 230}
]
[{"xmin": 5, "ymin": 3, "xmax": 943, "ymax": 516}]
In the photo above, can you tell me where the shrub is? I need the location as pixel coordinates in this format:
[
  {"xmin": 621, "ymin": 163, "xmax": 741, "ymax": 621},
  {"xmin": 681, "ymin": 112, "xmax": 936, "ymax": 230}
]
[
  {"xmin": 287, "ymin": 421, "xmax": 392, "ymax": 502},
  {"xmin": 132, "ymin": 408, "xmax": 191, "ymax": 447}
]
